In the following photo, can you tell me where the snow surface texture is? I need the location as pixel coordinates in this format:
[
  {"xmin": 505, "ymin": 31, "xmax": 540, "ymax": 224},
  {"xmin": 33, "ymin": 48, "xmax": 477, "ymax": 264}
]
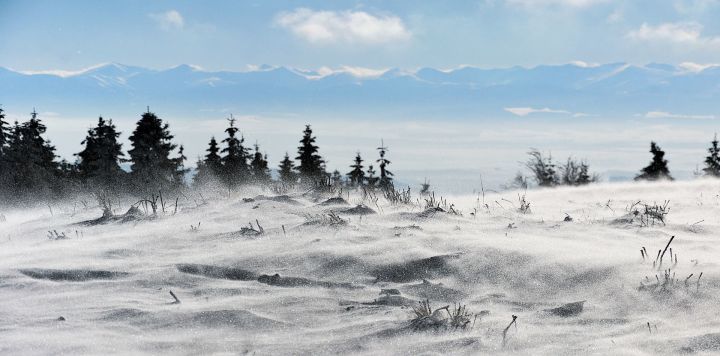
[{"xmin": 1, "ymin": 180, "xmax": 720, "ymax": 355}]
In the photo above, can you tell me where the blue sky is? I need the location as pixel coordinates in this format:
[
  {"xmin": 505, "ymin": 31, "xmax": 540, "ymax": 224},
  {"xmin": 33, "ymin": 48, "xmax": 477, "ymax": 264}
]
[{"xmin": 3, "ymin": 0, "xmax": 720, "ymax": 71}]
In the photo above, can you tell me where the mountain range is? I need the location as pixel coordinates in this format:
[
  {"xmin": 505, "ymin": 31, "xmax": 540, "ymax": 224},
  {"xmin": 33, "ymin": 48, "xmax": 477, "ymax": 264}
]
[{"xmin": 2, "ymin": 62, "xmax": 719, "ymax": 120}]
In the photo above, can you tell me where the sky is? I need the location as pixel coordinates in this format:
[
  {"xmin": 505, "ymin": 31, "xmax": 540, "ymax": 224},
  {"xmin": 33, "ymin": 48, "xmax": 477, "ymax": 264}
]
[
  {"xmin": 3, "ymin": 0, "xmax": 720, "ymax": 192},
  {"xmin": 2, "ymin": 0, "xmax": 720, "ymax": 72}
]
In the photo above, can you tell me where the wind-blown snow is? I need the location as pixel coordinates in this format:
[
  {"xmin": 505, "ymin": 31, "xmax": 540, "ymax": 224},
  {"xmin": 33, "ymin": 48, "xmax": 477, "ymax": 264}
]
[{"xmin": 1, "ymin": 180, "xmax": 720, "ymax": 354}]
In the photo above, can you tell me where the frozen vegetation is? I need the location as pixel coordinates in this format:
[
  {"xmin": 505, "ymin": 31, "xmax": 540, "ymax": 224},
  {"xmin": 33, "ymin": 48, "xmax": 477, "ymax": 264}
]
[{"xmin": 2, "ymin": 180, "xmax": 720, "ymax": 354}]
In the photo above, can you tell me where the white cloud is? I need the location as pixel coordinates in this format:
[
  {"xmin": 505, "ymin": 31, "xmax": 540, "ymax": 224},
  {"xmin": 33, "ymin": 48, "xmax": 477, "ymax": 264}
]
[
  {"xmin": 627, "ymin": 22, "xmax": 720, "ymax": 46},
  {"xmin": 645, "ymin": 111, "xmax": 716, "ymax": 120},
  {"xmin": 505, "ymin": 107, "xmax": 571, "ymax": 116},
  {"xmin": 606, "ymin": 8, "xmax": 623, "ymax": 23},
  {"xmin": 150, "ymin": 10, "xmax": 184, "ymax": 31},
  {"xmin": 569, "ymin": 60, "xmax": 600, "ymax": 68},
  {"xmin": 275, "ymin": 8, "xmax": 411, "ymax": 45},
  {"xmin": 506, "ymin": 0, "xmax": 611, "ymax": 8},
  {"xmin": 312, "ymin": 66, "xmax": 388, "ymax": 79},
  {"xmin": 17, "ymin": 63, "xmax": 116, "ymax": 78},
  {"xmin": 678, "ymin": 62, "xmax": 720, "ymax": 73},
  {"xmin": 674, "ymin": 0, "xmax": 720, "ymax": 13}
]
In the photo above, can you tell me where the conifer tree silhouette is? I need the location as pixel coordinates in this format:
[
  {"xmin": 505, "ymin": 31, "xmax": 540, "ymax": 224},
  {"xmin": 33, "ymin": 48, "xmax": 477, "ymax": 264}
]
[
  {"xmin": 347, "ymin": 152, "xmax": 365, "ymax": 187},
  {"xmin": 331, "ymin": 170, "xmax": 343, "ymax": 186},
  {"xmin": 366, "ymin": 164, "xmax": 378, "ymax": 188},
  {"xmin": 703, "ymin": 134, "xmax": 720, "ymax": 177},
  {"xmin": 172, "ymin": 145, "xmax": 189, "ymax": 188},
  {"xmin": 220, "ymin": 115, "xmax": 250, "ymax": 187},
  {"xmin": 4, "ymin": 110, "xmax": 60, "ymax": 198},
  {"xmin": 0, "ymin": 106, "xmax": 10, "ymax": 193},
  {"xmin": 250, "ymin": 143, "xmax": 271, "ymax": 183},
  {"xmin": 193, "ymin": 137, "xmax": 223, "ymax": 187},
  {"xmin": 76, "ymin": 116, "xmax": 125, "ymax": 190},
  {"xmin": 127, "ymin": 108, "xmax": 182, "ymax": 192},
  {"xmin": 376, "ymin": 140, "xmax": 393, "ymax": 189},
  {"xmin": 635, "ymin": 141, "xmax": 673, "ymax": 181},
  {"xmin": 0, "ymin": 106, "xmax": 9, "ymax": 156},
  {"xmin": 295, "ymin": 125, "xmax": 325, "ymax": 183},
  {"xmin": 278, "ymin": 152, "xmax": 297, "ymax": 184}
]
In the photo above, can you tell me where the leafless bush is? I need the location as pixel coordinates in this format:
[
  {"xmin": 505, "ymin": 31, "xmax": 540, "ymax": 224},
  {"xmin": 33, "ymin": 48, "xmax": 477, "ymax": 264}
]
[
  {"xmin": 517, "ymin": 193, "xmax": 531, "ymax": 214},
  {"xmin": 627, "ymin": 200, "xmax": 670, "ymax": 226},
  {"xmin": 410, "ymin": 300, "xmax": 477, "ymax": 331},
  {"xmin": 239, "ymin": 220, "xmax": 264, "ymax": 236},
  {"xmin": 270, "ymin": 182, "xmax": 293, "ymax": 195},
  {"xmin": 410, "ymin": 299, "xmax": 449, "ymax": 330},
  {"xmin": 447, "ymin": 303, "xmax": 475, "ymax": 329},
  {"xmin": 94, "ymin": 190, "xmax": 116, "ymax": 218},
  {"xmin": 423, "ymin": 192, "xmax": 461, "ymax": 215},
  {"xmin": 383, "ymin": 184, "xmax": 412, "ymax": 205},
  {"xmin": 526, "ymin": 149, "xmax": 558, "ymax": 187},
  {"xmin": 47, "ymin": 230, "xmax": 68, "ymax": 240},
  {"xmin": 302, "ymin": 211, "xmax": 347, "ymax": 227}
]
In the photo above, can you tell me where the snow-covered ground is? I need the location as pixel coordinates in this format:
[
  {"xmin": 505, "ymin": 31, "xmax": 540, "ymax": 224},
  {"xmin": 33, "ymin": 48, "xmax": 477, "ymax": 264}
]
[{"xmin": 2, "ymin": 180, "xmax": 720, "ymax": 355}]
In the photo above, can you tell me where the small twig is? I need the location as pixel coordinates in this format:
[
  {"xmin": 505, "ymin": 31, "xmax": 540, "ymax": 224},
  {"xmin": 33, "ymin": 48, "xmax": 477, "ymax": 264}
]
[
  {"xmin": 658, "ymin": 235, "xmax": 675, "ymax": 268},
  {"xmin": 697, "ymin": 272, "xmax": 703, "ymax": 293},
  {"xmin": 169, "ymin": 290, "xmax": 181, "ymax": 304},
  {"xmin": 502, "ymin": 315, "xmax": 518, "ymax": 348}
]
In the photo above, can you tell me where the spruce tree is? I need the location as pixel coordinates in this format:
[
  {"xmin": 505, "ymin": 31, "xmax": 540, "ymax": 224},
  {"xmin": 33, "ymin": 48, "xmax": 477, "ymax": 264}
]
[
  {"xmin": 577, "ymin": 162, "xmax": 593, "ymax": 185},
  {"xmin": 76, "ymin": 116, "xmax": 125, "ymax": 189},
  {"xmin": 331, "ymin": 170, "xmax": 343, "ymax": 186},
  {"xmin": 5, "ymin": 110, "xmax": 60, "ymax": 198},
  {"xmin": 366, "ymin": 165, "xmax": 378, "ymax": 188},
  {"xmin": 172, "ymin": 145, "xmax": 189, "ymax": 188},
  {"xmin": 220, "ymin": 116, "xmax": 250, "ymax": 187},
  {"xmin": 635, "ymin": 141, "xmax": 673, "ymax": 181},
  {"xmin": 193, "ymin": 137, "xmax": 223, "ymax": 187},
  {"xmin": 347, "ymin": 152, "xmax": 365, "ymax": 187},
  {"xmin": 0, "ymin": 106, "xmax": 9, "ymax": 156},
  {"xmin": 278, "ymin": 152, "xmax": 297, "ymax": 184},
  {"xmin": 295, "ymin": 125, "xmax": 325, "ymax": 183},
  {"xmin": 376, "ymin": 140, "xmax": 393, "ymax": 189},
  {"xmin": 204, "ymin": 137, "xmax": 222, "ymax": 176},
  {"xmin": 193, "ymin": 157, "xmax": 209, "ymax": 188},
  {"xmin": 250, "ymin": 143, "xmax": 271, "ymax": 183},
  {"xmin": 0, "ymin": 106, "xmax": 10, "ymax": 193},
  {"xmin": 703, "ymin": 134, "xmax": 720, "ymax": 177},
  {"xmin": 127, "ymin": 109, "xmax": 182, "ymax": 192}
]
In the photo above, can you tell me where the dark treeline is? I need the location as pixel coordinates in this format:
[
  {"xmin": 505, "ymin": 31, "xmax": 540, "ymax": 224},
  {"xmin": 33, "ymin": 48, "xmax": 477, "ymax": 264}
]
[
  {"xmin": 0, "ymin": 107, "xmax": 397, "ymax": 204},
  {"xmin": 2, "ymin": 105, "xmax": 719, "ymax": 203}
]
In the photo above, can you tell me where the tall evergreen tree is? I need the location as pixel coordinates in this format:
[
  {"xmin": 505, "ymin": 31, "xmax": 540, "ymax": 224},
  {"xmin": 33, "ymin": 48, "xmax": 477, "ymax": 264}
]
[
  {"xmin": 278, "ymin": 152, "xmax": 297, "ymax": 184},
  {"xmin": 172, "ymin": 145, "xmax": 189, "ymax": 188},
  {"xmin": 635, "ymin": 141, "xmax": 673, "ymax": 181},
  {"xmin": 76, "ymin": 116, "xmax": 125, "ymax": 189},
  {"xmin": 0, "ymin": 106, "xmax": 9, "ymax": 156},
  {"xmin": 331, "ymin": 170, "xmax": 343, "ymax": 186},
  {"xmin": 366, "ymin": 164, "xmax": 378, "ymax": 188},
  {"xmin": 0, "ymin": 106, "xmax": 10, "ymax": 193},
  {"xmin": 376, "ymin": 140, "xmax": 393, "ymax": 189},
  {"xmin": 295, "ymin": 125, "xmax": 325, "ymax": 183},
  {"xmin": 703, "ymin": 134, "xmax": 720, "ymax": 177},
  {"xmin": 250, "ymin": 143, "xmax": 271, "ymax": 183},
  {"xmin": 127, "ymin": 109, "xmax": 182, "ymax": 192},
  {"xmin": 193, "ymin": 137, "xmax": 223, "ymax": 187},
  {"xmin": 347, "ymin": 152, "xmax": 365, "ymax": 187},
  {"xmin": 220, "ymin": 116, "xmax": 251, "ymax": 187},
  {"xmin": 204, "ymin": 137, "xmax": 222, "ymax": 176},
  {"xmin": 4, "ymin": 110, "xmax": 60, "ymax": 197}
]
